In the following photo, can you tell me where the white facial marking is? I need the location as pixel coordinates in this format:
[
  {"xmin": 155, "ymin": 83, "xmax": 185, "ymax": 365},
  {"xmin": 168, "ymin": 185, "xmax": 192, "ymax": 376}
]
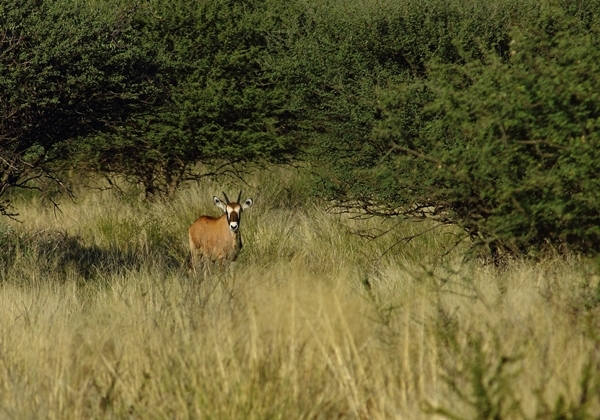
[{"xmin": 227, "ymin": 204, "xmax": 241, "ymax": 231}]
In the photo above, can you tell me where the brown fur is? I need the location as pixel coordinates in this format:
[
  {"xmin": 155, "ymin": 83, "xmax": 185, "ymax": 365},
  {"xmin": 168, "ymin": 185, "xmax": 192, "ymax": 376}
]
[
  {"xmin": 188, "ymin": 193, "xmax": 254, "ymax": 269},
  {"xmin": 188, "ymin": 213, "xmax": 242, "ymax": 267}
]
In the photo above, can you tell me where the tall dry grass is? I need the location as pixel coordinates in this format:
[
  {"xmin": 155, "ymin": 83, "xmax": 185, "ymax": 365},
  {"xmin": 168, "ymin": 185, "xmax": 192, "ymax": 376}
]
[{"xmin": 1, "ymin": 169, "xmax": 600, "ymax": 419}]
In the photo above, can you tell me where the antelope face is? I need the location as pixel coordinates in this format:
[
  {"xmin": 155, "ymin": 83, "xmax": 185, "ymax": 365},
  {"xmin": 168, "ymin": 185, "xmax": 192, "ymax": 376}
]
[
  {"xmin": 214, "ymin": 191, "xmax": 253, "ymax": 232},
  {"xmin": 226, "ymin": 203, "xmax": 242, "ymax": 231}
]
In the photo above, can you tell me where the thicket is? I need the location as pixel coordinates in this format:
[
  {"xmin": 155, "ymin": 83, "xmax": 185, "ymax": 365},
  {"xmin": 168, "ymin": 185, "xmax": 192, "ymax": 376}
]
[
  {"xmin": 281, "ymin": 0, "xmax": 600, "ymax": 259},
  {"xmin": 0, "ymin": 0, "xmax": 162, "ymax": 215},
  {"xmin": 2, "ymin": 0, "xmax": 600, "ymax": 257},
  {"xmin": 72, "ymin": 0, "xmax": 299, "ymax": 198},
  {"xmin": 375, "ymin": 14, "xmax": 600, "ymax": 259},
  {"xmin": 0, "ymin": 0, "xmax": 297, "ymax": 207}
]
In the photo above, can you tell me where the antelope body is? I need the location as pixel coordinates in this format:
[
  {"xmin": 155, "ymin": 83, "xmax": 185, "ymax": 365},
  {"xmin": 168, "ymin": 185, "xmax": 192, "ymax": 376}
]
[{"xmin": 188, "ymin": 191, "xmax": 253, "ymax": 268}]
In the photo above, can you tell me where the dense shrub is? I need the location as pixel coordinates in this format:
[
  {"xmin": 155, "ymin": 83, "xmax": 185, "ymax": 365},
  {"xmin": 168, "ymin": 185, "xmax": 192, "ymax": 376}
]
[
  {"xmin": 277, "ymin": 0, "xmax": 535, "ymax": 209},
  {"xmin": 1, "ymin": 0, "xmax": 299, "ymax": 206},
  {"xmin": 336, "ymin": 6, "xmax": 600, "ymax": 258},
  {"xmin": 4, "ymin": 0, "xmax": 600, "ymax": 259},
  {"xmin": 0, "ymin": 0, "xmax": 162, "ymax": 215},
  {"xmin": 73, "ymin": 0, "xmax": 299, "ymax": 198}
]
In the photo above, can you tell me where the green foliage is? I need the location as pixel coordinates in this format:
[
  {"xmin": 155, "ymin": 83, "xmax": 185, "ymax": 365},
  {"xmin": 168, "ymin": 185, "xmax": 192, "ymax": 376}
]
[
  {"xmin": 4, "ymin": 0, "xmax": 600, "ymax": 260},
  {"xmin": 0, "ymin": 0, "xmax": 162, "ymax": 215},
  {"xmin": 429, "ymin": 332, "xmax": 523, "ymax": 419},
  {"xmin": 375, "ymin": 10, "xmax": 600, "ymax": 257},
  {"xmin": 75, "ymin": 0, "xmax": 298, "ymax": 198},
  {"xmin": 315, "ymin": 1, "xmax": 600, "ymax": 258},
  {"xmin": 273, "ymin": 0, "xmax": 540, "ymax": 227}
]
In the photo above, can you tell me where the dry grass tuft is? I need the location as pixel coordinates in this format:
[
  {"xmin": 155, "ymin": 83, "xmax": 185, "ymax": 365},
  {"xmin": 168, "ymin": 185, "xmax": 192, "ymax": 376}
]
[{"xmin": 1, "ymin": 170, "xmax": 600, "ymax": 419}]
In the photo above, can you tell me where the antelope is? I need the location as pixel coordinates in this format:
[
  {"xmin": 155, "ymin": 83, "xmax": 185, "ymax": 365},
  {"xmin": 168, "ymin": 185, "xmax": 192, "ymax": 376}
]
[{"xmin": 188, "ymin": 191, "xmax": 253, "ymax": 269}]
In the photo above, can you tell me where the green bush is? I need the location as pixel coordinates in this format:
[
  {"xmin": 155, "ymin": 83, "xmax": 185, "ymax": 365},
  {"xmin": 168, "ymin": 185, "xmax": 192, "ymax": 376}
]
[
  {"xmin": 5, "ymin": 0, "xmax": 600, "ymax": 261},
  {"xmin": 280, "ymin": 0, "xmax": 530, "ymax": 201},
  {"xmin": 0, "ymin": 0, "xmax": 163, "ymax": 215},
  {"xmin": 74, "ymin": 0, "xmax": 299, "ymax": 198},
  {"xmin": 365, "ymin": 7, "xmax": 600, "ymax": 258}
]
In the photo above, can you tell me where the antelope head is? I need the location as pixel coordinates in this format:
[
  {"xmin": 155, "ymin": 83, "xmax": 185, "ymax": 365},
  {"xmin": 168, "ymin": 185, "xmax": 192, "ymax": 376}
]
[{"xmin": 213, "ymin": 191, "xmax": 253, "ymax": 232}]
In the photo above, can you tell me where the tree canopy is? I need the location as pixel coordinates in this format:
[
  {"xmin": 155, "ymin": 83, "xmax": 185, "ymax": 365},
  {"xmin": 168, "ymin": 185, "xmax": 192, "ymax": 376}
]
[{"xmin": 2, "ymin": 0, "xmax": 600, "ymax": 258}]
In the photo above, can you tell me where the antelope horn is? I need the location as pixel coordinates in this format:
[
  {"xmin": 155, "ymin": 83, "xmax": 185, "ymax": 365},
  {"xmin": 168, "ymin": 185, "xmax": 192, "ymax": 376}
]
[
  {"xmin": 222, "ymin": 191, "xmax": 230, "ymax": 204},
  {"xmin": 237, "ymin": 190, "xmax": 242, "ymax": 203}
]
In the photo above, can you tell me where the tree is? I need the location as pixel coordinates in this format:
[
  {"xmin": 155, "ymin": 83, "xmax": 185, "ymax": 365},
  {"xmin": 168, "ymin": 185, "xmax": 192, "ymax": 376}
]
[
  {"xmin": 0, "ymin": 0, "xmax": 162, "ymax": 215},
  {"xmin": 73, "ymin": 0, "xmax": 298, "ymax": 199},
  {"xmin": 335, "ymin": 7, "xmax": 600, "ymax": 258}
]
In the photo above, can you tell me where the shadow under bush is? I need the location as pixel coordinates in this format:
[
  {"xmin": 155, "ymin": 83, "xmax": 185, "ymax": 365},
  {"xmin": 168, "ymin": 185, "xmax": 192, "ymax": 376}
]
[{"xmin": 0, "ymin": 229, "xmax": 183, "ymax": 284}]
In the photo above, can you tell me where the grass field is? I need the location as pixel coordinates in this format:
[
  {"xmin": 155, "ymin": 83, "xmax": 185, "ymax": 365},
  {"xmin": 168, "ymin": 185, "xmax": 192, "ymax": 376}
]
[{"xmin": 1, "ymin": 168, "xmax": 600, "ymax": 419}]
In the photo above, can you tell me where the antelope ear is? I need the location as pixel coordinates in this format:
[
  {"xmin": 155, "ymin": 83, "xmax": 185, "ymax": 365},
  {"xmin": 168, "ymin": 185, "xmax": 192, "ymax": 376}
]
[
  {"xmin": 214, "ymin": 196, "xmax": 227, "ymax": 212},
  {"xmin": 242, "ymin": 198, "xmax": 253, "ymax": 210}
]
